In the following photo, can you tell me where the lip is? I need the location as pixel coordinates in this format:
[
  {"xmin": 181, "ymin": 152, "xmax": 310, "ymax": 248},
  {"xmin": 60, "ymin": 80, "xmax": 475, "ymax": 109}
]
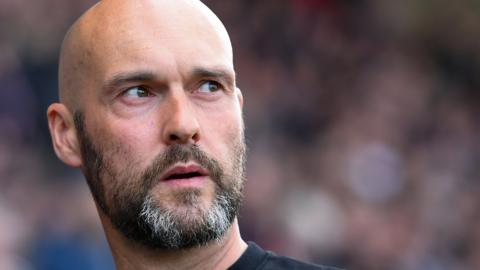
[{"xmin": 160, "ymin": 163, "xmax": 209, "ymax": 182}]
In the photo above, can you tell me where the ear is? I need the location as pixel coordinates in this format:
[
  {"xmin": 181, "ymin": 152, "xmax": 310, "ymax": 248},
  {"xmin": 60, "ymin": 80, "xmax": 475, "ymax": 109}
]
[
  {"xmin": 47, "ymin": 103, "xmax": 82, "ymax": 167},
  {"xmin": 235, "ymin": 87, "xmax": 244, "ymax": 109}
]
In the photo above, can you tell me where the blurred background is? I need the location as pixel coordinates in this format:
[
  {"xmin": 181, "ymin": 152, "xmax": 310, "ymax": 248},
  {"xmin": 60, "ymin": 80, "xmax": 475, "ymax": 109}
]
[{"xmin": 1, "ymin": 0, "xmax": 479, "ymax": 269}]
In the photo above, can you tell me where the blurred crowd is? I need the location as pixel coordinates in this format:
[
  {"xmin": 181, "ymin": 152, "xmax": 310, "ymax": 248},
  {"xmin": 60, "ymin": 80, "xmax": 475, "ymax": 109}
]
[{"xmin": 1, "ymin": 0, "xmax": 479, "ymax": 269}]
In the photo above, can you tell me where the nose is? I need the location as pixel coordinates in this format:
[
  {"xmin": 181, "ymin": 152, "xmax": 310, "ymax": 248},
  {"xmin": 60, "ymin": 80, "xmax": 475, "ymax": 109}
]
[{"xmin": 161, "ymin": 92, "xmax": 201, "ymax": 145}]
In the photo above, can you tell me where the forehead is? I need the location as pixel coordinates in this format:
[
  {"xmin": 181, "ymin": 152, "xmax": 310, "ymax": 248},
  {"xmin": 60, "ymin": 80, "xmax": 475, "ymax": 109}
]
[{"xmin": 83, "ymin": 0, "xmax": 233, "ymax": 79}]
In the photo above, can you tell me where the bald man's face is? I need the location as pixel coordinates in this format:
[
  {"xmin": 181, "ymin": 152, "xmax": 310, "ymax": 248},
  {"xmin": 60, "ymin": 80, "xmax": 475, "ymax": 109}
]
[{"xmin": 63, "ymin": 0, "xmax": 245, "ymax": 249}]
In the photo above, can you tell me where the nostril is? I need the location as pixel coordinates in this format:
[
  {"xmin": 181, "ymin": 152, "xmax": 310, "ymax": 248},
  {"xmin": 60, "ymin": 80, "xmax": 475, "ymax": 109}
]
[
  {"xmin": 192, "ymin": 133, "xmax": 200, "ymax": 142},
  {"xmin": 169, "ymin": 134, "xmax": 180, "ymax": 141},
  {"xmin": 167, "ymin": 131, "xmax": 199, "ymax": 144}
]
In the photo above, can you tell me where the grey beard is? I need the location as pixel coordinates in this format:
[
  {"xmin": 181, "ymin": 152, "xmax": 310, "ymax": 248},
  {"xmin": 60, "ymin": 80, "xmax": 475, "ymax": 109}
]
[{"xmin": 139, "ymin": 191, "xmax": 234, "ymax": 249}]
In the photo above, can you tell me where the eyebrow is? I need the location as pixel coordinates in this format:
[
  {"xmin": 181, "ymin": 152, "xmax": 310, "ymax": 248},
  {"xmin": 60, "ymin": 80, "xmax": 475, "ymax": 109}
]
[
  {"xmin": 103, "ymin": 70, "xmax": 158, "ymax": 92},
  {"xmin": 190, "ymin": 67, "xmax": 235, "ymax": 86},
  {"xmin": 102, "ymin": 66, "xmax": 236, "ymax": 92}
]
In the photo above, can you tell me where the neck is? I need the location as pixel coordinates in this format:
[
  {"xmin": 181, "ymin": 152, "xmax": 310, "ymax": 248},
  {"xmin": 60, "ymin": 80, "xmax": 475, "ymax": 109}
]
[{"xmin": 99, "ymin": 213, "xmax": 247, "ymax": 270}]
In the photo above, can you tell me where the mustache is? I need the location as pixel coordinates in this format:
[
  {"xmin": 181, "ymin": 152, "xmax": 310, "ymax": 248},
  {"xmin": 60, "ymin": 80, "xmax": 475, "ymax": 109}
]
[{"xmin": 140, "ymin": 144, "xmax": 224, "ymax": 190}]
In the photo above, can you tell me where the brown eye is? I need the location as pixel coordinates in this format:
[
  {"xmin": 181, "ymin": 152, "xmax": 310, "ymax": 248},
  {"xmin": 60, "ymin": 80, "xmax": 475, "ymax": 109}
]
[
  {"xmin": 122, "ymin": 86, "xmax": 152, "ymax": 98},
  {"xmin": 198, "ymin": 81, "xmax": 221, "ymax": 93}
]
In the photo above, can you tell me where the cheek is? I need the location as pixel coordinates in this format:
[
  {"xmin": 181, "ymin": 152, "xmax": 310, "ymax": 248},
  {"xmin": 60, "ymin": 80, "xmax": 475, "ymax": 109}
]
[
  {"xmin": 93, "ymin": 118, "xmax": 160, "ymax": 171},
  {"xmin": 200, "ymin": 108, "xmax": 243, "ymax": 169},
  {"xmin": 94, "ymin": 124, "xmax": 155, "ymax": 206}
]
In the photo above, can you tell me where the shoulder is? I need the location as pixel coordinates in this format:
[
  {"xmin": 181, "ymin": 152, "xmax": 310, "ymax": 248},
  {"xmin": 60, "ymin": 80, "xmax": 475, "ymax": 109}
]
[
  {"xmin": 229, "ymin": 242, "xmax": 343, "ymax": 270},
  {"xmin": 261, "ymin": 252, "xmax": 342, "ymax": 270}
]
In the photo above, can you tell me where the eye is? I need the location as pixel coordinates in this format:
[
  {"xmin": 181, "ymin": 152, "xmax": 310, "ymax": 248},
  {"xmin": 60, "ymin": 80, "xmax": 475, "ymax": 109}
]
[
  {"xmin": 198, "ymin": 81, "xmax": 222, "ymax": 93},
  {"xmin": 122, "ymin": 86, "xmax": 152, "ymax": 98}
]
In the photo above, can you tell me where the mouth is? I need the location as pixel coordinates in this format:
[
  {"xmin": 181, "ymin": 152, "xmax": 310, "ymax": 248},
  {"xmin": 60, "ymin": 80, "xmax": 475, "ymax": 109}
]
[{"xmin": 161, "ymin": 164, "xmax": 209, "ymax": 185}]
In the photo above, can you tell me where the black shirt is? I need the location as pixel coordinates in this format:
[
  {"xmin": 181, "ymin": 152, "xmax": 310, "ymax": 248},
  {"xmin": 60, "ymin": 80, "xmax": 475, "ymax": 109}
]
[{"xmin": 228, "ymin": 242, "xmax": 342, "ymax": 270}]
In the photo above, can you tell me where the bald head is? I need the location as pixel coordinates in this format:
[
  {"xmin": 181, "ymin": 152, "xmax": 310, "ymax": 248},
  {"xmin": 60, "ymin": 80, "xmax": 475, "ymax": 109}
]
[{"xmin": 58, "ymin": 0, "xmax": 233, "ymax": 112}]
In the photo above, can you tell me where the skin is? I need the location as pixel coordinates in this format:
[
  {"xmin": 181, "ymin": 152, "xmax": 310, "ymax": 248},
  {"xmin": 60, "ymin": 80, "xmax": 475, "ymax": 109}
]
[{"xmin": 47, "ymin": 0, "xmax": 247, "ymax": 269}]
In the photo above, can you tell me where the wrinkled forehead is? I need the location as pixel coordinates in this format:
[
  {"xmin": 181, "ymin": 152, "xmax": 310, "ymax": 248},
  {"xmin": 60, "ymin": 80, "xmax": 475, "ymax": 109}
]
[{"xmin": 79, "ymin": 0, "xmax": 233, "ymax": 75}]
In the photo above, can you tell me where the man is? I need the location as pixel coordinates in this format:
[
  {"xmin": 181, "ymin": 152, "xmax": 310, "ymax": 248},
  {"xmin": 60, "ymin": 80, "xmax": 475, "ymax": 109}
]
[{"xmin": 47, "ymin": 0, "xmax": 341, "ymax": 269}]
